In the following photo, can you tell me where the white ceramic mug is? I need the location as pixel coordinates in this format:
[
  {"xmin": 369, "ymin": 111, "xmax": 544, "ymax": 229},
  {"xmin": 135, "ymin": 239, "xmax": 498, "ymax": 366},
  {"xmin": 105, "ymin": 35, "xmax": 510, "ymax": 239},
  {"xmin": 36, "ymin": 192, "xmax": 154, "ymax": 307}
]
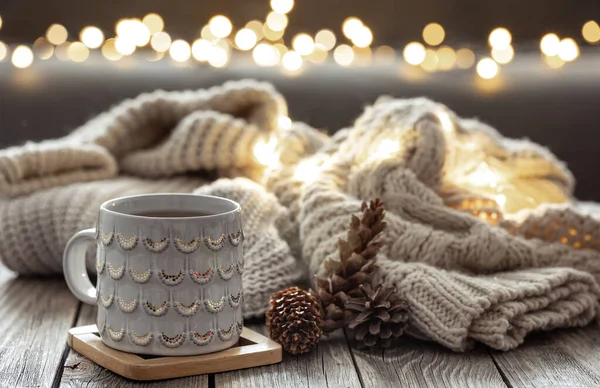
[{"xmin": 63, "ymin": 193, "xmax": 244, "ymax": 356}]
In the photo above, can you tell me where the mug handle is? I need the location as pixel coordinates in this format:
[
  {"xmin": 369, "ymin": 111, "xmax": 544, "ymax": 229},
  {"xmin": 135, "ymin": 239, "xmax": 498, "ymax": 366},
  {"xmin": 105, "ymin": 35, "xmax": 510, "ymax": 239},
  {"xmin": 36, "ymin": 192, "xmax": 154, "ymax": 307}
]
[{"xmin": 63, "ymin": 228, "xmax": 97, "ymax": 305}]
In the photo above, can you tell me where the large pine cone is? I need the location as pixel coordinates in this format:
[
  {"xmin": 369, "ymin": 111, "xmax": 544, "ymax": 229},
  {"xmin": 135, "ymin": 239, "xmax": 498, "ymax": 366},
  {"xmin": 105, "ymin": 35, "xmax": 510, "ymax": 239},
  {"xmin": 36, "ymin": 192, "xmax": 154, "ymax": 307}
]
[
  {"xmin": 266, "ymin": 287, "xmax": 324, "ymax": 355},
  {"xmin": 346, "ymin": 284, "xmax": 409, "ymax": 348}
]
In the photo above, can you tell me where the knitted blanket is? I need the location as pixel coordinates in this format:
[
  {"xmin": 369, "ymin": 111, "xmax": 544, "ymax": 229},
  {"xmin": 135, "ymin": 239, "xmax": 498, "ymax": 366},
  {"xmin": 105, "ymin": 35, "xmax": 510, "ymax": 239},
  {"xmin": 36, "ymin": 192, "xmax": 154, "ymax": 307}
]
[{"xmin": 1, "ymin": 80, "xmax": 599, "ymax": 352}]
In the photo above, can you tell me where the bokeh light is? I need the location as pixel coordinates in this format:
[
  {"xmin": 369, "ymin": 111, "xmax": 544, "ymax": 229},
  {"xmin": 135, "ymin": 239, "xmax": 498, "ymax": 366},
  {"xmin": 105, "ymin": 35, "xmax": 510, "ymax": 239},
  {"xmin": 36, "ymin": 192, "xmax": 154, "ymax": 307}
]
[
  {"xmin": 80, "ymin": 26, "xmax": 104, "ymax": 49},
  {"xmin": 11, "ymin": 45, "xmax": 34, "ymax": 69},
  {"xmin": 263, "ymin": 24, "xmax": 285, "ymax": 41},
  {"xmin": 209, "ymin": 15, "xmax": 232, "ymax": 39},
  {"xmin": 437, "ymin": 46, "xmax": 456, "ymax": 70},
  {"xmin": 491, "ymin": 46, "xmax": 514, "ymax": 64},
  {"xmin": 421, "ymin": 49, "xmax": 438, "ymax": 71},
  {"xmin": 558, "ymin": 38, "xmax": 579, "ymax": 61},
  {"xmin": 540, "ymin": 33, "xmax": 560, "ymax": 56},
  {"xmin": 353, "ymin": 46, "xmax": 372, "ymax": 66},
  {"xmin": 101, "ymin": 38, "xmax": 122, "ymax": 61},
  {"xmin": 307, "ymin": 44, "xmax": 328, "ymax": 63},
  {"xmin": 582, "ymin": 21, "xmax": 600, "ymax": 44},
  {"xmin": 253, "ymin": 43, "xmax": 280, "ymax": 66},
  {"xmin": 274, "ymin": 43, "xmax": 288, "ymax": 58},
  {"xmin": 143, "ymin": 13, "xmax": 164, "ymax": 34},
  {"xmin": 33, "ymin": 37, "xmax": 54, "ymax": 60},
  {"xmin": 201, "ymin": 25, "xmax": 217, "ymax": 41},
  {"xmin": 315, "ymin": 29, "xmax": 336, "ymax": 51},
  {"xmin": 208, "ymin": 45, "xmax": 229, "ymax": 68},
  {"xmin": 544, "ymin": 54, "xmax": 565, "ymax": 69},
  {"xmin": 192, "ymin": 39, "xmax": 212, "ymax": 61},
  {"xmin": 266, "ymin": 12, "xmax": 288, "ymax": 31},
  {"xmin": 423, "ymin": 23, "xmax": 445, "ymax": 46},
  {"xmin": 343, "ymin": 17, "xmax": 363, "ymax": 39},
  {"xmin": 489, "ymin": 27, "xmax": 512, "ymax": 49},
  {"xmin": 456, "ymin": 48, "xmax": 475, "ymax": 68},
  {"xmin": 0, "ymin": 41, "xmax": 8, "ymax": 61},
  {"xmin": 68, "ymin": 42, "xmax": 90, "ymax": 62},
  {"xmin": 333, "ymin": 44, "xmax": 354, "ymax": 66},
  {"xmin": 116, "ymin": 19, "xmax": 150, "ymax": 47},
  {"xmin": 0, "ymin": 15, "xmax": 2, "ymax": 30},
  {"xmin": 352, "ymin": 26, "xmax": 373, "ymax": 48},
  {"xmin": 246, "ymin": 20, "xmax": 264, "ymax": 41},
  {"xmin": 374, "ymin": 45, "xmax": 395, "ymax": 65},
  {"xmin": 169, "ymin": 39, "xmax": 191, "ymax": 62},
  {"xmin": 292, "ymin": 34, "xmax": 314, "ymax": 56},
  {"xmin": 46, "ymin": 24, "xmax": 68, "ymax": 45},
  {"xmin": 54, "ymin": 42, "xmax": 70, "ymax": 61},
  {"xmin": 270, "ymin": 0, "xmax": 294, "ymax": 14},
  {"xmin": 403, "ymin": 42, "xmax": 426, "ymax": 65},
  {"xmin": 151, "ymin": 31, "xmax": 171, "ymax": 52},
  {"xmin": 115, "ymin": 36, "xmax": 136, "ymax": 55},
  {"xmin": 476, "ymin": 57, "xmax": 499, "ymax": 79},
  {"xmin": 282, "ymin": 51, "xmax": 302, "ymax": 71}
]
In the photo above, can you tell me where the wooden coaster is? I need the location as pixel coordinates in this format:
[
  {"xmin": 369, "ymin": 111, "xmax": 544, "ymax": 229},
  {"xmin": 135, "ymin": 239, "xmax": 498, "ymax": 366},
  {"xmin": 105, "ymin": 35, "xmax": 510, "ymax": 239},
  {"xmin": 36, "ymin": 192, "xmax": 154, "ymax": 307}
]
[{"xmin": 67, "ymin": 324, "xmax": 282, "ymax": 381}]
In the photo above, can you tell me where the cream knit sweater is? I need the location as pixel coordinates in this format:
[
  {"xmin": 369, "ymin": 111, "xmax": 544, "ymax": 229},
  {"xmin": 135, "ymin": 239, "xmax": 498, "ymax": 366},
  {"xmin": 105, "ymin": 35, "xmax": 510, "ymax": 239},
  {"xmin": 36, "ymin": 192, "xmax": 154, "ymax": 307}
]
[{"xmin": 1, "ymin": 80, "xmax": 599, "ymax": 351}]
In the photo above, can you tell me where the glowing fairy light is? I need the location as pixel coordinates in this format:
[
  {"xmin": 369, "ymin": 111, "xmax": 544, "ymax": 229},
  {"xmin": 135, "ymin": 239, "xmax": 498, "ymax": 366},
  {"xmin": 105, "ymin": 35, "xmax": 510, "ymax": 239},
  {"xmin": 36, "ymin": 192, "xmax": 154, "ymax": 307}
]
[
  {"xmin": 352, "ymin": 26, "xmax": 373, "ymax": 48},
  {"xmin": 11, "ymin": 45, "xmax": 34, "ymax": 69},
  {"xmin": 315, "ymin": 29, "xmax": 336, "ymax": 51},
  {"xmin": 278, "ymin": 116, "xmax": 292, "ymax": 129},
  {"xmin": 343, "ymin": 17, "xmax": 363, "ymax": 40},
  {"xmin": 489, "ymin": 27, "xmax": 512, "ymax": 50},
  {"xmin": 476, "ymin": 57, "xmax": 499, "ymax": 79},
  {"xmin": 375, "ymin": 139, "xmax": 399, "ymax": 160},
  {"xmin": 151, "ymin": 31, "xmax": 171, "ymax": 52},
  {"xmin": 208, "ymin": 45, "xmax": 229, "ymax": 68},
  {"xmin": 266, "ymin": 12, "xmax": 288, "ymax": 31},
  {"xmin": 333, "ymin": 44, "xmax": 354, "ymax": 66},
  {"xmin": 246, "ymin": 20, "xmax": 264, "ymax": 41},
  {"xmin": 101, "ymin": 38, "xmax": 122, "ymax": 61},
  {"xmin": 423, "ymin": 23, "xmax": 445, "ymax": 46},
  {"xmin": 456, "ymin": 48, "xmax": 475, "ymax": 68},
  {"xmin": 491, "ymin": 46, "xmax": 514, "ymax": 64},
  {"xmin": 558, "ymin": 38, "xmax": 579, "ymax": 61},
  {"xmin": 253, "ymin": 137, "xmax": 278, "ymax": 166},
  {"xmin": 436, "ymin": 46, "xmax": 456, "ymax": 70},
  {"xmin": 374, "ymin": 45, "xmax": 395, "ymax": 65},
  {"xmin": 235, "ymin": 28, "xmax": 257, "ymax": 51},
  {"xmin": 403, "ymin": 42, "xmax": 426, "ymax": 65},
  {"xmin": 582, "ymin": 20, "xmax": 600, "ymax": 43},
  {"xmin": 253, "ymin": 43, "xmax": 280, "ymax": 66},
  {"xmin": 0, "ymin": 41, "xmax": 8, "ymax": 61},
  {"xmin": 270, "ymin": 0, "xmax": 294, "ymax": 14},
  {"xmin": 67, "ymin": 42, "xmax": 89, "ymax": 62},
  {"xmin": 80, "ymin": 26, "xmax": 104, "ymax": 49},
  {"xmin": 169, "ymin": 39, "xmax": 191, "ymax": 62},
  {"xmin": 294, "ymin": 158, "xmax": 320, "ymax": 182},
  {"xmin": 292, "ymin": 34, "xmax": 314, "ymax": 56},
  {"xmin": 420, "ymin": 49, "xmax": 438, "ymax": 71},
  {"xmin": 143, "ymin": 13, "xmax": 164, "ymax": 34},
  {"xmin": 282, "ymin": 51, "xmax": 302, "ymax": 71},
  {"xmin": 115, "ymin": 36, "xmax": 136, "ymax": 55},
  {"xmin": 540, "ymin": 33, "xmax": 560, "ymax": 56},
  {"xmin": 192, "ymin": 39, "xmax": 212, "ymax": 61},
  {"xmin": 32, "ymin": 38, "xmax": 54, "ymax": 60},
  {"xmin": 209, "ymin": 15, "xmax": 232, "ymax": 39},
  {"xmin": 46, "ymin": 24, "xmax": 68, "ymax": 45}
]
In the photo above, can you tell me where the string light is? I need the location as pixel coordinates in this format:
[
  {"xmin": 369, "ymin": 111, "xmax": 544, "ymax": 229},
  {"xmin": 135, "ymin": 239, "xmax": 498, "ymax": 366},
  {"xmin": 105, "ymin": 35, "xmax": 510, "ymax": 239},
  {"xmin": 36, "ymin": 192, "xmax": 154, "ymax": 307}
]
[
  {"xmin": 80, "ymin": 26, "xmax": 104, "ymax": 49},
  {"xmin": 101, "ymin": 38, "xmax": 122, "ymax": 61},
  {"xmin": 352, "ymin": 26, "xmax": 373, "ymax": 48},
  {"xmin": 403, "ymin": 42, "xmax": 426, "ymax": 65},
  {"xmin": 342, "ymin": 17, "xmax": 363, "ymax": 40},
  {"xmin": 292, "ymin": 34, "xmax": 314, "ymax": 56},
  {"xmin": 46, "ymin": 24, "xmax": 68, "ymax": 45},
  {"xmin": 315, "ymin": 29, "xmax": 336, "ymax": 51},
  {"xmin": 421, "ymin": 49, "xmax": 438, "ymax": 71},
  {"xmin": 270, "ymin": 0, "xmax": 294, "ymax": 14},
  {"xmin": 142, "ymin": 13, "xmax": 164, "ymax": 34},
  {"xmin": 191, "ymin": 39, "xmax": 212, "ymax": 61},
  {"xmin": 436, "ymin": 46, "xmax": 456, "ymax": 70},
  {"xmin": 0, "ymin": 41, "xmax": 7, "ymax": 61},
  {"xmin": 0, "ymin": 15, "xmax": 2, "ymax": 30},
  {"xmin": 544, "ymin": 54, "xmax": 565, "ymax": 69},
  {"xmin": 11, "ymin": 45, "xmax": 34, "ymax": 69},
  {"xmin": 540, "ymin": 33, "xmax": 560, "ymax": 56},
  {"xmin": 308, "ymin": 45, "xmax": 328, "ymax": 64},
  {"xmin": 115, "ymin": 36, "xmax": 136, "ymax": 55},
  {"xmin": 235, "ymin": 28, "xmax": 257, "ymax": 50},
  {"xmin": 263, "ymin": 24, "xmax": 285, "ymax": 41},
  {"xmin": 282, "ymin": 51, "xmax": 302, "ymax": 71},
  {"xmin": 294, "ymin": 158, "xmax": 320, "ymax": 182},
  {"xmin": 374, "ymin": 45, "xmax": 395, "ymax": 65},
  {"xmin": 558, "ymin": 38, "xmax": 579, "ymax": 61},
  {"xmin": 151, "ymin": 31, "xmax": 171, "ymax": 52},
  {"xmin": 333, "ymin": 44, "xmax": 354, "ymax": 66},
  {"xmin": 278, "ymin": 116, "xmax": 292, "ymax": 129},
  {"xmin": 246, "ymin": 20, "xmax": 264, "ymax": 41},
  {"xmin": 423, "ymin": 23, "xmax": 445, "ymax": 46},
  {"xmin": 54, "ymin": 42, "xmax": 70, "ymax": 61},
  {"xmin": 489, "ymin": 27, "xmax": 512, "ymax": 50},
  {"xmin": 477, "ymin": 57, "xmax": 499, "ymax": 79},
  {"xmin": 209, "ymin": 15, "xmax": 232, "ymax": 39},
  {"xmin": 208, "ymin": 45, "xmax": 229, "ymax": 68},
  {"xmin": 253, "ymin": 137, "xmax": 278, "ymax": 166},
  {"xmin": 32, "ymin": 38, "xmax": 54, "ymax": 60},
  {"xmin": 582, "ymin": 20, "xmax": 600, "ymax": 44},
  {"xmin": 169, "ymin": 39, "xmax": 191, "ymax": 62},
  {"xmin": 68, "ymin": 42, "xmax": 89, "ymax": 62},
  {"xmin": 266, "ymin": 12, "xmax": 288, "ymax": 31},
  {"xmin": 491, "ymin": 46, "xmax": 514, "ymax": 64},
  {"xmin": 253, "ymin": 43, "xmax": 280, "ymax": 66},
  {"xmin": 375, "ymin": 139, "xmax": 399, "ymax": 159},
  {"xmin": 274, "ymin": 43, "xmax": 288, "ymax": 58},
  {"xmin": 456, "ymin": 48, "xmax": 475, "ymax": 69}
]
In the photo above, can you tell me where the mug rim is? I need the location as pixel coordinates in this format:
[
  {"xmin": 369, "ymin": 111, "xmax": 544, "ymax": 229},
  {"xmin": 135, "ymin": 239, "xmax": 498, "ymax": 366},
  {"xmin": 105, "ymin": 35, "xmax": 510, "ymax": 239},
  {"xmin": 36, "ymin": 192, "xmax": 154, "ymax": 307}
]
[{"xmin": 99, "ymin": 193, "xmax": 241, "ymax": 221}]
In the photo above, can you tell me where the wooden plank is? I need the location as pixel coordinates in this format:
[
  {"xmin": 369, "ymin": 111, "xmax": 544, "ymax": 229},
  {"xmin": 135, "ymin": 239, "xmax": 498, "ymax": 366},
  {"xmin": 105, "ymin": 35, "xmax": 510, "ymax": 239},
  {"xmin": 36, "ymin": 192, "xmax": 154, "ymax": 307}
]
[
  {"xmin": 491, "ymin": 326, "xmax": 600, "ymax": 388},
  {"xmin": 0, "ymin": 265, "xmax": 80, "ymax": 388},
  {"xmin": 60, "ymin": 304, "xmax": 209, "ymax": 387},
  {"xmin": 349, "ymin": 334, "xmax": 508, "ymax": 388},
  {"xmin": 215, "ymin": 323, "xmax": 362, "ymax": 388}
]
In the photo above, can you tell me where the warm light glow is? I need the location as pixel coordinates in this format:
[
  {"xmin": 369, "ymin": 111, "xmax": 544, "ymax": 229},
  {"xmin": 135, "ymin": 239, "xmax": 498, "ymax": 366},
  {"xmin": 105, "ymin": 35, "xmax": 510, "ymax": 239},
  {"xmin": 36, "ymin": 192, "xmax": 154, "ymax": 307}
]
[
  {"xmin": 33, "ymin": 38, "xmax": 54, "ymax": 60},
  {"xmin": 423, "ymin": 23, "xmax": 445, "ymax": 46},
  {"xmin": 151, "ymin": 31, "xmax": 171, "ymax": 52},
  {"xmin": 343, "ymin": 17, "xmax": 363, "ymax": 39},
  {"xmin": 116, "ymin": 19, "xmax": 150, "ymax": 47},
  {"xmin": 582, "ymin": 20, "xmax": 600, "ymax": 43},
  {"xmin": 266, "ymin": 12, "xmax": 288, "ymax": 31},
  {"xmin": 477, "ymin": 57, "xmax": 499, "ymax": 79},
  {"xmin": 253, "ymin": 43, "xmax": 280, "ymax": 66},
  {"xmin": 465, "ymin": 162, "xmax": 499, "ymax": 187},
  {"xmin": 274, "ymin": 43, "xmax": 288, "ymax": 58},
  {"xmin": 375, "ymin": 139, "xmax": 400, "ymax": 159},
  {"xmin": 101, "ymin": 38, "xmax": 122, "ymax": 61},
  {"xmin": 209, "ymin": 15, "xmax": 232, "ymax": 39},
  {"xmin": 270, "ymin": 0, "xmax": 294, "ymax": 14},
  {"xmin": 315, "ymin": 29, "xmax": 336, "ymax": 51},
  {"xmin": 354, "ymin": 46, "xmax": 372, "ymax": 66},
  {"xmin": 201, "ymin": 25, "xmax": 217, "ymax": 41},
  {"xmin": 54, "ymin": 42, "xmax": 70, "ymax": 61},
  {"xmin": 246, "ymin": 20, "xmax": 264, "ymax": 41},
  {"xmin": 403, "ymin": 42, "xmax": 426, "ymax": 65},
  {"xmin": 115, "ymin": 36, "xmax": 136, "ymax": 55},
  {"xmin": 456, "ymin": 48, "xmax": 475, "ymax": 69},
  {"xmin": 558, "ymin": 38, "xmax": 579, "ymax": 61},
  {"xmin": 0, "ymin": 41, "xmax": 7, "ymax": 61},
  {"xmin": 540, "ymin": 33, "xmax": 560, "ymax": 56},
  {"xmin": 544, "ymin": 54, "xmax": 565, "ymax": 69},
  {"xmin": 67, "ymin": 42, "xmax": 89, "ymax": 62},
  {"xmin": 374, "ymin": 45, "xmax": 395, "ymax": 65},
  {"xmin": 11, "ymin": 45, "xmax": 34, "ymax": 69},
  {"xmin": 208, "ymin": 45, "xmax": 229, "ymax": 68},
  {"xmin": 263, "ymin": 24, "xmax": 285, "ymax": 41},
  {"xmin": 437, "ymin": 111, "xmax": 453, "ymax": 132},
  {"xmin": 294, "ymin": 158, "xmax": 320, "ymax": 182},
  {"xmin": 235, "ymin": 28, "xmax": 257, "ymax": 50},
  {"xmin": 46, "ymin": 24, "xmax": 68, "ymax": 45},
  {"xmin": 0, "ymin": 15, "xmax": 2, "ymax": 30},
  {"xmin": 80, "ymin": 26, "xmax": 104, "ymax": 49},
  {"xmin": 143, "ymin": 13, "xmax": 164, "ymax": 34},
  {"xmin": 333, "ymin": 44, "xmax": 354, "ymax": 66},
  {"xmin": 308, "ymin": 45, "xmax": 328, "ymax": 64},
  {"xmin": 491, "ymin": 46, "xmax": 514, "ymax": 64},
  {"xmin": 437, "ymin": 46, "xmax": 456, "ymax": 70},
  {"xmin": 278, "ymin": 116, "xmax": 292, "ymax": 129},
  {"xmin": 169, "ymin": 39, "xmax": 191, "ymax": 62},
  {"xmin": 292, "ymin": 34, "xmax": 314, "ymax": 56},
  {"xmin": 189, "ymin": 39, "xmax": 209, "ymax": 61},
  {"xmin": 489, "ymin": 27, "xmax": 512, "ymax": 50},
  {"xmin": 352, "ymin": 26, "xmax": 373, "ymax": 48},
  {"xmin": 282, "ymin": 51, "xmax": 302, "ymax": 71},
  {"xmin": 421, "ymin": 49, "xmax": 438, "ymax": 71},
  {"xmin": 253, "ymin": 137, "xmax": 278, "ymax": 166}
]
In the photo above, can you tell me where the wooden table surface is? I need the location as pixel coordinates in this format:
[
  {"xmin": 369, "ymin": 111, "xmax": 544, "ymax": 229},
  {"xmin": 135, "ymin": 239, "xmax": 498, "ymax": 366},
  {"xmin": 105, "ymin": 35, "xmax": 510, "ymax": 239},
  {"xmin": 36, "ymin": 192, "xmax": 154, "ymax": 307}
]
[{"xmin": 2, "ymin": 266, "xmax": 600, "ymax": 388}]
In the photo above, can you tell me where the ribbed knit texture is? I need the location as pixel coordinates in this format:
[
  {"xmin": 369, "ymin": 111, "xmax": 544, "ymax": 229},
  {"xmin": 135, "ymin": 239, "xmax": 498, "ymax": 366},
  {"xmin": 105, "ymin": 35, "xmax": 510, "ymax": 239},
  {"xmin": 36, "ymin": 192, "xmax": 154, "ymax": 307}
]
[{"xmin": 1, "ymin": 82, "xmax": 599, "ymax": 351}]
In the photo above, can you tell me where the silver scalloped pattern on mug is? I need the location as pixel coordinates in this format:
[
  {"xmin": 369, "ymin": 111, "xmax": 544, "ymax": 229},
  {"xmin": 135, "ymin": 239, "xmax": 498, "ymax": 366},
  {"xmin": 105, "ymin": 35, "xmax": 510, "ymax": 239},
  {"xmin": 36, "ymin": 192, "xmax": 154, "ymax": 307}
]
[
  {"xmin": 100, "ymin": 230, "xmax": 114, "ymax": 246},
  {"xmin": 218, "ymin": 324, "xmax": 235, "ymax": 341},
  {"xmin": 174, "ymin": 300, "xmax": 201, "ymax": 317},
  {"xmin": 142, "ymin": 237, "xmax": 170, "ymax": 253},
  {"xmin": 236, "ymin": 320, "xmax": 244, "ymax": 335},
  {"xmin": 204, "ymin": 234, "xmax": 225, "ymax": 251},
  {"xmin": 173, "ymin": 237, "xmax": 201, "ymax": 254},
  {"xmin": 189, "ymin": 268, "xmax": 213, "ymax": 284},
  {"xmin": 107, "ymin": 325, "xmax": 125, "ymax": 342},
  {"xmin": 159, "ymin": 332, "xmax": 186, "ymax": 348},
  {"xmin": 96, "ymin": 257, "xmax": 105, "ymax": 275},
  {"xmin": 99, "ymin": 293, "xmax": 114, "ymax": 309},
  {"xmin": 143, "ymin": 300, "xmax": 170, "ymax": 316},
  {"xmin": 97, "ymin": 316, "xmax": 106, "ymax": 335},
  {"xmin": 107, "ymin": 263, "xmax": 125, "ymax": 280},
  {"xmin": 228, "ymin": 291, "xmax": 243, "ymax": 308},
  {"xmin": 129, "ymin": 330, "xmax": 153, "ymax": 346},
  {"xmin": 117, "ymin": 297, "xmax": 138, "ymax": 313},
  {"xmin": 158, "ymin": 269, "xmax": 185, "ymax": 286},
  {"xmin": 218, "ymin": 263, "xmax": 235, "ymax": 280},
  {"xmin": 228, "ymin": 230, "xmax": 243, "ymax": 247},
  {"xmin": 204, "ymin": 296, "xmax": 225, "ymax": 313},
  {"xmin": 129, "ymin": 267, "xmax": 152, "ymax": 283},
  {"xmin": 116, "ymin": 233, "xmax": 138, "ymax": 250},
  {"xmin": 236, "ymin": 259, "xmax": 245, "ymax": 275},
  {"xmin": 190, "ymin": 329, "xmax": 214, "ymax": 346}
]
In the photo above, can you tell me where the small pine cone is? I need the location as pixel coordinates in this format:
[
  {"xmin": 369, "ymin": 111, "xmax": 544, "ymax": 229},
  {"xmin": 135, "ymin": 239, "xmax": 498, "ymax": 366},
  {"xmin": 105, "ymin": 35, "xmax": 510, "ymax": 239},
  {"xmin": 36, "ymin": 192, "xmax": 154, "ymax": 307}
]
[
  {"xmin": 266, "ymin": 287, "xmax": 324, "ymax": 355},
  {"xmin": 346, "ymin": 284, "xmax": 409, "ymax": 348}
]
